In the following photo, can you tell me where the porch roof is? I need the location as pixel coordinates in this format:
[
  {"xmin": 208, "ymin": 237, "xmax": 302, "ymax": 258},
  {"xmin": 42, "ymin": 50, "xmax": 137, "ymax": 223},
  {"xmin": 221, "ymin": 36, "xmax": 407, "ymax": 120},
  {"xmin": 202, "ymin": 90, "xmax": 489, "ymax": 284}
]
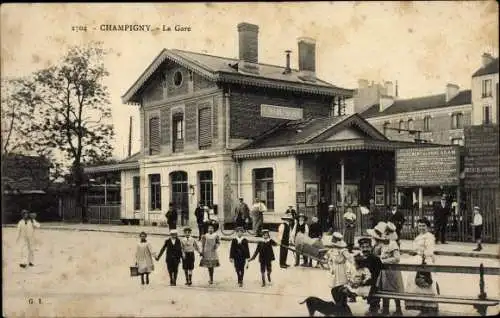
[
  {"xmin": 83, "ymin": 152, "xmax": 142, "ymax": 174},
  {"xmin": 232, "ymin": 139, "xmax": 442, "ymax": 159}
]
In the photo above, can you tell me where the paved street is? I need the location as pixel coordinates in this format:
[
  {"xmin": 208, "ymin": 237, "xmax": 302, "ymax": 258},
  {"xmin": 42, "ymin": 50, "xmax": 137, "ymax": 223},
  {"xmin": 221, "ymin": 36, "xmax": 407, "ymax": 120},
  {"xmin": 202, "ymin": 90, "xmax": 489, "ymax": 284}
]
[{"xmin": 3, "ymin": 228, "xmax": 499, "ymax": 317}]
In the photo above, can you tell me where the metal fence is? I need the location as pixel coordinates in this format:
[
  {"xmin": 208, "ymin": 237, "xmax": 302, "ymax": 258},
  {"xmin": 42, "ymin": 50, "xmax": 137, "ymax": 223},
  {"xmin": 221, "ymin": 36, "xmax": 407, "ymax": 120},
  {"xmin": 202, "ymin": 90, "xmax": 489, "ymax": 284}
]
[{"xmin": 61, "ymin": 203, "xmax": 121, "ymax": 224}]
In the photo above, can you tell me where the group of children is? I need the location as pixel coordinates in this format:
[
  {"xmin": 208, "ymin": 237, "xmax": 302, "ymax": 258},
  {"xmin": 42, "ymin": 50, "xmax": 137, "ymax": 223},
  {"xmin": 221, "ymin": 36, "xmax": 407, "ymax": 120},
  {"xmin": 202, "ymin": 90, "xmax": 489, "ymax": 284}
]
[{"xmin": 134, "ymin": 224, "xmax": 279, "ymax": 288}]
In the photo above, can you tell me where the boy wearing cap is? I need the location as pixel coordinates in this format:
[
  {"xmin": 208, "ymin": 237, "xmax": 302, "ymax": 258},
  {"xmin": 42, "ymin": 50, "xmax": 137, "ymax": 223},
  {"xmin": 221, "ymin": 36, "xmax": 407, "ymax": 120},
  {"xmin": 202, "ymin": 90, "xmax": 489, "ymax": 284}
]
[
  {"xmin": 248, "ymin": 230, "xmax": 278, "ymax": 287},
  {"xmin": 156, "ymin": 230, "xmax": 183, "ymax": 286},
  {"xmin": 16, "ymin": 209, "xmax": 40, "ymax": 268},
  {"xmin": 181, "ymin": 228, "xmax": 201, "ymax": 286},
  {"xmin": 230, "ymin": 227, "xmax": 251, "ymax": 287},
  {"xmin": 278, "ymin": 216, "xmax": 294, "ymax": 268},
  {"xmin": 472, "ymin": 206, "xmax": 483, "ymax": 251},
  {"xmin": 194, "ymin": 202, "xmax": 205, "ymax": 239}
]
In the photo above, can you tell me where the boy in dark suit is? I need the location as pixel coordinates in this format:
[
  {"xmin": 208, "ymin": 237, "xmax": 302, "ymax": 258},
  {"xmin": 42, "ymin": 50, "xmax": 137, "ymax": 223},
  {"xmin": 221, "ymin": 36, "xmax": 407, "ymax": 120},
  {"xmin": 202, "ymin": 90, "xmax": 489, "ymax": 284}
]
[
  {"xmin": 165, "ymin": 202, "xmax": 178, "ymax": 230},
  {"xmin": 248, "ymin": 229, "xmax": 278, "ymax": 287},
  {"xmin": 156, "ymin": 229, "xmax": 183, "ymax": 286},
  {"xmin": 229, "ymin": 226, "xmax": 251, "ymax": 287}
]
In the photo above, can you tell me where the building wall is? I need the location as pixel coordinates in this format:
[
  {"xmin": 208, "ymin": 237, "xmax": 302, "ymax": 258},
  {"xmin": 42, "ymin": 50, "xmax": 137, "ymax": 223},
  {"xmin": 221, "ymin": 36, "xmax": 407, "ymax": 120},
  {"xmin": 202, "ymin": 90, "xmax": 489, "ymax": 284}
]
[
  {"xmin": 240, "ymin": 156, "xmax": 296, "ymax": 223},
  {"xmin": 229, "ymin": 85, "xmax": 333, "ymax": 139},
  {"xmin": 471, "ymin": 72, "xmax": 499, "ymax": 125},
  {"xmin": 366, "ymin": 104, "xmax": 472, "ymax": 145}
]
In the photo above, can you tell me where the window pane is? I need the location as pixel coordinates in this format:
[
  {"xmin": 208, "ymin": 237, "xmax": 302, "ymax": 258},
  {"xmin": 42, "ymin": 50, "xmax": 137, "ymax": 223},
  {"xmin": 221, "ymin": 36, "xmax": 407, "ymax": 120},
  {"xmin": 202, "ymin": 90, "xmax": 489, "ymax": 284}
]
[
  {"xmin": 253, "ymin": 168, "xmax": 274, "ymax": 211},
  {"xmin": 149, "ymin": 174, "xmax": 161, "ymax": 210},
  {"xmin": 133, "ymin": 176, "xmax": 140, "ymax": 210},
  {"xmin": 198, "ymin": 171, "xmax": 213, "ymax": 207}
]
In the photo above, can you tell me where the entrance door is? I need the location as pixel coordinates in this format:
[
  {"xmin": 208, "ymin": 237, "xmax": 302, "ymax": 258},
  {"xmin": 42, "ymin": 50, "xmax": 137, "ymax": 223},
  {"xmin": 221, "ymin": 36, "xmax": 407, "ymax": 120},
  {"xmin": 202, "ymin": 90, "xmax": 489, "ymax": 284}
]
[{"xmin": 170, "ymin": 171, "xmax": 189, "ymax": 222}]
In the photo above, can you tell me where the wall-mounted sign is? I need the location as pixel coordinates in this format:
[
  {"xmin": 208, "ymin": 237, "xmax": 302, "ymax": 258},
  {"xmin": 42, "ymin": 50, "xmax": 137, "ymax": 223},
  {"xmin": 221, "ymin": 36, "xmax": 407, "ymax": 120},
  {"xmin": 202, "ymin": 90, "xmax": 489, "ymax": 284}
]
[
  {"xmin": 464, "ymin": 125, "xmax": 500, "ymax": 189},
  {"xmin": 374, "ymin": 185, "xmax": 385, "ymax": 206},
  {"xmin": 396, "ymin": 146, "xmax": 460, "ymax": 187},
  {"xmin": 305, "ymin": 183, "xmax": 319, "ymax": 207},
  {"xmin": 261, "ymin": 104, "xmax": 303, "ymax": 120},
  {"xmin": 296, "ymin": 192, "xmax": 306, "ymax": 204}
]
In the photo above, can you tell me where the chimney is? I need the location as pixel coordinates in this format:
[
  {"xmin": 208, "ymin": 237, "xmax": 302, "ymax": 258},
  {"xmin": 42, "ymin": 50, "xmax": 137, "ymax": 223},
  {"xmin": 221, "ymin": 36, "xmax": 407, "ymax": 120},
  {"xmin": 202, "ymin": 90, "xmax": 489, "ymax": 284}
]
[
  {"xmin": 379, "ymin": 94, "xmax": 394, "ymax": 112},
  {"xmin": 358, "ymin": 79, "xmax": 369, "ymax": 89},
  {"xmin": 482, "ymin": 53, "xmax": 494, "ymax": 67},
  {"xmin": 237, "ymin": 22, "xmax": 259, "ymax": 73},
  {"xmin": 446, "ymin": 83, "xmax": 459, "ymax": 102},
  {"xmin": 385, "ymin": 81, "xmax": 394, "ymax": 97},
  {"xmin": 395, "ymin": 80, "xmax": 399, "ymax": 98},
  {"xmin": 283, "ymin": 50, "xmax": 292, "ymax": 74},
  {"xmin": 297, "ymin": 37, "xmax": 316, "ymax": 81}
]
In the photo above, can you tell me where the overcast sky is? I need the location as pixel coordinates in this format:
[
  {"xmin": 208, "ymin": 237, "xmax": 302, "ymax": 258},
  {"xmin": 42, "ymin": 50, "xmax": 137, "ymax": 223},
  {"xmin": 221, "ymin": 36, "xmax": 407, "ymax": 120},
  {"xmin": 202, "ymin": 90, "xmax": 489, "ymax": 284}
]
[{"xmin": 1, "ymin": 2, "xmax": 498, "ymax": 160}]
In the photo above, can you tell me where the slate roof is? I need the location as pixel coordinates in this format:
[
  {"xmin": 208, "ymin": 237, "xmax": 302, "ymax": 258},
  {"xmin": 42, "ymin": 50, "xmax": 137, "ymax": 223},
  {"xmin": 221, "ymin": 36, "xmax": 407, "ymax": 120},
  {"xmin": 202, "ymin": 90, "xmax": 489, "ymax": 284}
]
[
  {"xmin": 241, "ymin": 113, "xmax": 387, "ymax": 149},
  {"xmin": 122, "ymin": 49, "xmax": 353, "ymax": 103},
  {"xmin": 472, "ymin": 58, "xmax": 499, "ymax": 77},
  {"xmin": 361, "ymin": 90, "xmax": 471, "ymax": 119}
]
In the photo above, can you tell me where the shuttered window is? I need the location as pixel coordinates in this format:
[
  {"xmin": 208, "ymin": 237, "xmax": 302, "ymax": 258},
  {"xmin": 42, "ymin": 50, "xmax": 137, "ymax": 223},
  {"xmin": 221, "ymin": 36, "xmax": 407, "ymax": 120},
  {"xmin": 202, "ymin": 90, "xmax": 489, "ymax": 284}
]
[
  {"xmin": 198, "ymin": 107, "xmax": 212, "ymax": 149},
  {"xmin": 173, "ymin": 113, "xmax": 184, "ymax": 153},
  {"xmin": 149, "ymin": 117, "xmax": 160, "ymax": 155}
]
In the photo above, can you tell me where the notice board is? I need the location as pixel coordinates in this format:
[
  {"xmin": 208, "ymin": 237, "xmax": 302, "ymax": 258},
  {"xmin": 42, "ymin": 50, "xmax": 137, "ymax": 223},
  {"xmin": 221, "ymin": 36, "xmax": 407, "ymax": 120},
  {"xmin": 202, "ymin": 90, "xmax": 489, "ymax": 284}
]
[
  {"xmin": 464, "ymin": 125, "xmax": 500, "ymax": 189},
  {"xmin": 396, "ymin": 146, "xmax": 460, "ymax": 187}
]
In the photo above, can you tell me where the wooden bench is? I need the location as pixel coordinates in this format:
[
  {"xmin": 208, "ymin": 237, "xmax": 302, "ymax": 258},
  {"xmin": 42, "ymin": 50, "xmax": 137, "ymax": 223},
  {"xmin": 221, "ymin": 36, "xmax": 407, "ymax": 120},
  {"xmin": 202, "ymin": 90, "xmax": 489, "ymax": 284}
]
[{"xmin": 372, "ymin": 263, "xmax": 500, "ymax": 316}]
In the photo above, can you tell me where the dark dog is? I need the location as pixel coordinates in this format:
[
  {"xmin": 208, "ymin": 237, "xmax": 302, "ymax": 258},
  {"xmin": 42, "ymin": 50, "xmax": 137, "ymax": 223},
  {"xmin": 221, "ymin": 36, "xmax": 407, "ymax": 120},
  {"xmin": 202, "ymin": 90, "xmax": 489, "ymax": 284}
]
[{"xmin": 299, "ymin": 296, "xmax": 353, "ymax": 317}]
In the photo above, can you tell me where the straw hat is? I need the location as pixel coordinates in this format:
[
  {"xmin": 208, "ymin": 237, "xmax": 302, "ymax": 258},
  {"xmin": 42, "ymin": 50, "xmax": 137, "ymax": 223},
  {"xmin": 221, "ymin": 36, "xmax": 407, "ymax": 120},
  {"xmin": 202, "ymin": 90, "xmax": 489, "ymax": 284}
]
[
  {"xmin": 385, "ymin": 222, "xmax": 398, "ymax": 241},
  {"xmin": 367, "ymin": 222, "xmax": 387, "ymax": 240},
  {"xmin": 169, "ymin": 229, "xmax": 178, "ymax": 235},
  {"xmin": 281, "ymin": 215, "xmax": 294, "ymax": 221},
  {"xmin": 297, "ymin": 213, "xmax": 308, "ymax": 221},
  {"xmin": 473, "ymin": 206, "xmax": 480, "ymax": 211},
  {"xmin": 331, "ymin": 232, "xmax": 347, "ymax": 248},
  {"xmin": 357, "ymin": 237, "xmax": 372, "ymax": 246}
]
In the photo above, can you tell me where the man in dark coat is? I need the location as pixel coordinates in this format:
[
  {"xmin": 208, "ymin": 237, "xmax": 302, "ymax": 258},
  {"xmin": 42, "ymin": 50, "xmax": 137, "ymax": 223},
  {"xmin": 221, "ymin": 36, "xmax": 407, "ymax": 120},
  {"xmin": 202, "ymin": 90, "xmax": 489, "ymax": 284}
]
[
  {"xmin": 156, "ymin": 230, "xmax": 183, "ymax": 286},
  {"xmin": 285, "ymin": 205, "xmax": 297, "ymax": 229},
  {"xmin": 165, "ymin": 202, "xmax": 178, "ymax": 230},
  {"xmin": 369, "ymin": 199, "xmax": 383, "ymax": 228},
  {"xmin": 386, "ymin": 204, "xmax": 405, "ymax": 247},
  {"xmin": 194, "ymin": 202, "xmax": 204, "ymax": 239},
  {"xmin": 234, "ymin": 198, "xmax": 250, "ymax": 229},
  {"xmin": 317, "ymin": 196, "xmax": 330, "ymax": 233},
  {"xmin": 358, "ymin": 237, "xmax": 383, "ymax": 316},
  {"xmin": 277, "ymin": 216, "xmax": 294, "ymax": 268},
  {"xmin": 307, "ymin": 216, "xmax": 323, "ymax": 267},
  {"xmin": 433, "ymin": 194, "xmax": 451, "ymax": 244}
]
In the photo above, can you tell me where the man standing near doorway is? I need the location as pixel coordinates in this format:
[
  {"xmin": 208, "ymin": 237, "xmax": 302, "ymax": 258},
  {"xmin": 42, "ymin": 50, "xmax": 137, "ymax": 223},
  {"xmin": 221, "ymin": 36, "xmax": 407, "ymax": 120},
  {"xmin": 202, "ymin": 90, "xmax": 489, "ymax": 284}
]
[
  {"xmin": 434, "ymin": 194, "xmax": 450, "ymax": 244},
  {"xmin": 317, "ymin": 196, "xmax": 329, "ymax": 234},
  {"xmin": 166, "ymin": 202, "xmax": 178, "ymax": 230},
  {"xmin": 194, "ymin": 201, "xmax": 205, "ymax": 239},
  {"xmin": 235, "ymin": 198, "xmax": 250, "ymax": 229}
]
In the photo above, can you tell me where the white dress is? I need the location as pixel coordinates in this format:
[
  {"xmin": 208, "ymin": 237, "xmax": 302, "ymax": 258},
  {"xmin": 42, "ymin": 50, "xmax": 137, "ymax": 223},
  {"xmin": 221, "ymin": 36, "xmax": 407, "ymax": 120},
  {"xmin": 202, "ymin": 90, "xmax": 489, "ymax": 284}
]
[{"xmin": 404, "ymin": 232, "xmax": 439, "ymax": 311}]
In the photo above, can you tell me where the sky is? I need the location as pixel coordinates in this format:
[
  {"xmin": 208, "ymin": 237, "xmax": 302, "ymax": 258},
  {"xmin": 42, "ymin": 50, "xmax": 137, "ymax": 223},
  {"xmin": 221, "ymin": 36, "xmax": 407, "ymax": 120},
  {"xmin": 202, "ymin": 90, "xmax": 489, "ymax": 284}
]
[{"xmin": 1, "ymin": 2, "xmax": 498, "ymax": 160}]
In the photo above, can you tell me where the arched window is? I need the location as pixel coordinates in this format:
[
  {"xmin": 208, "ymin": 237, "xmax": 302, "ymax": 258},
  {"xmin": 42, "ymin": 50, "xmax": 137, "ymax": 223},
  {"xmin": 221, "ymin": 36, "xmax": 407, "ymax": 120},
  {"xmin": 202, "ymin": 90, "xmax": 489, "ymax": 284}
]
[
  {"xmin": 423, "ymin": 116, "xmax": 431, "ymax": 131},
  {"xmin": 383, "ymin": 122, "xmax": 390, "ymax": 136},
  {"xmin": 398, "ymin": 120, "xmax": 404, "ymax": 133},
  {"xmin": 407, "ymin": 119, "xmax": 414, "ymax": 130},
  {"xmin": 451, "ymin": 112, "xmax": 463, "ymax": 129}
]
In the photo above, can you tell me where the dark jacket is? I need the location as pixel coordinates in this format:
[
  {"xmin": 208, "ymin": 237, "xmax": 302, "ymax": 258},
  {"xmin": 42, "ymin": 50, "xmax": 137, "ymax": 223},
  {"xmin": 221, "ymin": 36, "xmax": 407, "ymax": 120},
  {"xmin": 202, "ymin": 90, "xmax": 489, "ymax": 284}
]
[
  {"xmin": 309, "ymin": 222, "xmax": 322, "ymax": 239},
  {"xmin": 194, "ymin": 206, "xmax": 204, "ymax": 224},
  {"xmin": 362, "ymin": 254, "xmax": 383, "ymax": 287},
  {"xmin": 166, "ymin": 209, "xmax": 178, "ymax": 227},
  {"xmin": 250, "ymin": 239, "xmax": 277, "ymax": 263},
  {"xmin": 157, "ymin": 238, "xmax": 183, "ymax": 263},
  {"xmin": 434, "ymin": 201, "xmax": 450, "ymax": 224},
  {"xmin": 369, "ymin": 205, "xmax": 384, "ymax": 227},
  {"xmin": 386, "ymin": 210, "xmax": 405, "ymax": 232},
  {"xmin": 235, "ymin": 203, "xmax": 250, "ymax": 224},
  {"xmin": 229, "ymin": 238, "xmax": 250, "ymax": 262}
]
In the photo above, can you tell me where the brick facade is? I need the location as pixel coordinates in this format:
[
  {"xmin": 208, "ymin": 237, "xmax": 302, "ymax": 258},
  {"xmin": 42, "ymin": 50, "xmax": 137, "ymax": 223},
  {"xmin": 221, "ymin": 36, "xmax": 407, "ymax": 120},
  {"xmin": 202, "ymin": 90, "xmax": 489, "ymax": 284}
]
[{"xmin": 229, "ymin": 85, "xmax": 333, "ymax": 139}]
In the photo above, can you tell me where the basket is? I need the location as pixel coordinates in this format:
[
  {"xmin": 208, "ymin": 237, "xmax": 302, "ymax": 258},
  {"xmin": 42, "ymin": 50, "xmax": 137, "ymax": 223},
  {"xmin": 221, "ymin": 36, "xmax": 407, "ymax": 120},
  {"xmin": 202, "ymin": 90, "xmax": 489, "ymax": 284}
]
[{"xmin": 130, "ymin": 266, "xmax": 139, "ymax": 277}]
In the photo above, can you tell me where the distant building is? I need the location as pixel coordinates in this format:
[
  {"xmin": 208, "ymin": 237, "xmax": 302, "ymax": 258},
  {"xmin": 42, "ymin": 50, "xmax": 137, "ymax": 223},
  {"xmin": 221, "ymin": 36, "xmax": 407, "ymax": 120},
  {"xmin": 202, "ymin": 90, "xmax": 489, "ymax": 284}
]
[{"xmin": 471, "ymin": 53, "xmax": 499, "ymax": 125}]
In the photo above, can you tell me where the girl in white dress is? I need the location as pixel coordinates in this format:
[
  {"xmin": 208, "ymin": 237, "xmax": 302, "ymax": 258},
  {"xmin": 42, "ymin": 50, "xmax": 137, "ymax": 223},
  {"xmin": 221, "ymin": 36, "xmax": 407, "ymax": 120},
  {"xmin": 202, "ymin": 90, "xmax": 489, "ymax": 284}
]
[
  {"xmin": 404, "ymin": 218, "xmax": 439, "ymax": 316},
  {"xmin": 135, "ymin": 232, "xmax": 155, "ymax": 285}
]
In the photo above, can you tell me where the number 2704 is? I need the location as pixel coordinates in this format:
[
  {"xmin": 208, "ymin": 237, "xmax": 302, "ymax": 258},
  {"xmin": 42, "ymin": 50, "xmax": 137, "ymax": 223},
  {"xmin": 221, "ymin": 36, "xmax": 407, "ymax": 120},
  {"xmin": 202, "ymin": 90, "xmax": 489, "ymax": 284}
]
[
  {"xmin": 28, "ymin": 298, "xmax": 42, "ymax": 304},
  {"xmin": 72, "ymin": 26, "xmax": 87, "ymax": 32}
]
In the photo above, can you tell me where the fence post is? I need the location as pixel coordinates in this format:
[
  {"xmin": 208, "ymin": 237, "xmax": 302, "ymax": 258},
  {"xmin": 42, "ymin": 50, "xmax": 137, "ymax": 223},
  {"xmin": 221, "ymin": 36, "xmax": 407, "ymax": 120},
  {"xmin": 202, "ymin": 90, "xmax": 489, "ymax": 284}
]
[{"xmin": 98, "ymin": 207, "xmax": 101, "ymax": 225}]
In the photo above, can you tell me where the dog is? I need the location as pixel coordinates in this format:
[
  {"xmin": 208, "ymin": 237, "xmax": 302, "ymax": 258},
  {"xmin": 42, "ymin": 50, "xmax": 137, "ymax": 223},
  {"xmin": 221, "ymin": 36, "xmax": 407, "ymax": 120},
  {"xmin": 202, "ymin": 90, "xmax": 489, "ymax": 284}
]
[{"xmin": 299, "ymin": 296, "xmax": 353, "ymax": 317}]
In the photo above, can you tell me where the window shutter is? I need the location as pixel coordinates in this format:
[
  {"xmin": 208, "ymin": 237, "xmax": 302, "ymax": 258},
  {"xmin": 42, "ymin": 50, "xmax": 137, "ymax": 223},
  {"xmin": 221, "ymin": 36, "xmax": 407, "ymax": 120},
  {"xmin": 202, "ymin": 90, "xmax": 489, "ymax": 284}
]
[
  {"xmin": 149, "ymin": 117, "xmax": 160, "ymax": 155},
  {"xmin": 198, "ymin": 107, "xmax": 212, "ymax": 149}
]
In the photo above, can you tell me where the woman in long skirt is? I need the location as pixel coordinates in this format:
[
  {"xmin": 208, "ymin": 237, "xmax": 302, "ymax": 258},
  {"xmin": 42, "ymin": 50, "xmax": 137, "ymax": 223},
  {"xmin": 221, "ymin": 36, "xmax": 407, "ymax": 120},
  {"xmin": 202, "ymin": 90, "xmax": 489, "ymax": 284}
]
[
  {"xmin": 404, "ymin": 217, "xmax": 439, "ymax": 316},
  {"xmin": 199, "ymin": 223, "xmax": 220, "ymax": 284},
  {"xmin": 343, "ymin": 208, "xmax": 357, "ymax": 253},
  {"xmin": 377, "ymin": 222, "xmax": 404, "ymax": 316}
]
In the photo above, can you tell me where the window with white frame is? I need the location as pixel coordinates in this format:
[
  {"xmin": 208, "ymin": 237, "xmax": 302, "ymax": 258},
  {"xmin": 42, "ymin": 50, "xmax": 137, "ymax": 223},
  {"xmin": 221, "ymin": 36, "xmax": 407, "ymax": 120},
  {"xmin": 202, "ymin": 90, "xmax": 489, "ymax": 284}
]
[
  {"xmin": 198, "ymin": 171, "xmax": 213, "ymax": 207},
  {"xmin": 133, "ymin": 176, "xmax": 140, "ymax": 211},
  {"xmin": 423, "ymin": 116, "xmax": 431, "ymax": 132},
  {"xmin": 451, "ymin": 113, "xmax": 463, "ymax": 129},
  {"xmin": 407, "ymin": 118, "xmax": 414, "ymax": 130},
  {"xmin": 149, "ymin": 174, "xmax": 161, "ymax": 210},
  {"xmin": 483, "ymin": 105, "xmax": 491, "ymax": 124},
  {"xmin": 482, "ymin": 79, "xmax": 493, "ymax": 98},
  {"xmin": 172, "ymin": 113, "xmax": 184, "ymax": 152},
  {"xmin": 253, "ymin": 168, "xmax": 274, "ymax": 211}
]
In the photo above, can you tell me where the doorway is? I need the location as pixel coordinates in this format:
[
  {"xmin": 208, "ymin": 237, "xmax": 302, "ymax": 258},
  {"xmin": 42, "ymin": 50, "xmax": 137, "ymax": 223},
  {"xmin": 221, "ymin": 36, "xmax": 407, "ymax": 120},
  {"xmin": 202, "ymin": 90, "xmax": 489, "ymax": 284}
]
[{"xmin": 170, "ymin": 171, "xmax": 189, "ymax": 224}]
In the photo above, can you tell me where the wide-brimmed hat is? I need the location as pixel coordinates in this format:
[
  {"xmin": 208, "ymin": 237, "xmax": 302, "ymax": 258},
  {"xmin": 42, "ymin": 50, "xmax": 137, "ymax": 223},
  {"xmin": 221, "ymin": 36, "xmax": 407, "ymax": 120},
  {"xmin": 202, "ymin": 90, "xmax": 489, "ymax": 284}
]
[
  {"xmin": 169, "ymin": 229, "xmax": 178, "ymax": 235},
  {"xmin": 367, "ymin": 222, "xmax": 387, "ymax": 240},
  {"xmin": 331, "ymin": 232, "xmax": 347, "ymax": 248},
  {"xmin": 281, "ymin": 215, "xmax": 294, "ymax": 221},
  {"xmin": 385, "ymin": 222, "xmax": 398, "ymax": 241},
  {"xmin": 183, "ymin": 227, "xmax": 192, "ymax": 233},
  {"xmin": 473, "ymin": 206, "xmax": 480, "ymax": 211}
]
